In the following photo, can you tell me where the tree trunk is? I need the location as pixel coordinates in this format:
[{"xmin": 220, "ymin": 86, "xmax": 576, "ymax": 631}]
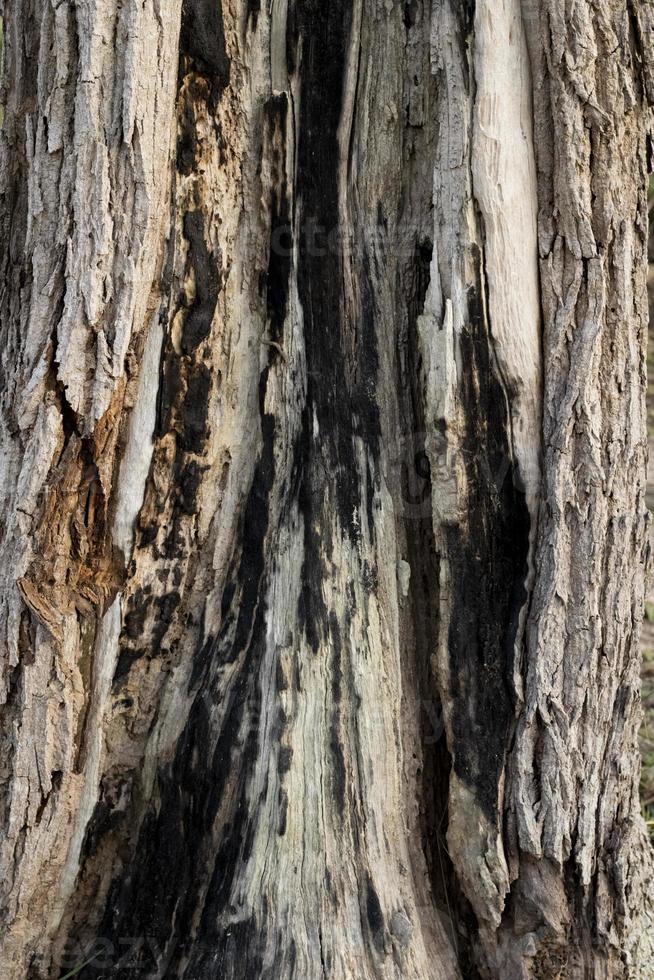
[{"xmin": 1, "ymin": 0, "xmax": 653, "ymax": 976}]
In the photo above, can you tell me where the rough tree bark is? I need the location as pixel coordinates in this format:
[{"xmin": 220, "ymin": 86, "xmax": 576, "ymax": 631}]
[{"xmin": 1, "ymin": 0, "xmax": 653, "ymax": 977}]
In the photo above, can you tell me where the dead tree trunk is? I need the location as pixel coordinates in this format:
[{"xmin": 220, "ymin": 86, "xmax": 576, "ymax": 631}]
[{"xmin": 1, "ymin": 0, "xmax": 653, "ymax": 976}]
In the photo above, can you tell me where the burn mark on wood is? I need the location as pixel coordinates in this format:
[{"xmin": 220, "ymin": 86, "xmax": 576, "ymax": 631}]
[
  {"xmin": 330, "ymin": 728, "xmax": 347, "ymax": 813},
  {"xmin": 295, "ymin": 480, "xmax": 330, "ymax": 655},
  {"xmin": 177, "ymin": 92, "xmax": 199, "ymax": 176},
  {"xmin": 364, "ymin": 874, "xmax": 386, "ymax": 952},
  {"xmin": 264, "ymin": 94, "xmax": 292, "ymax": 346},
  {"xmin": 294, "ymin": 0, "xmax": 358, "ymax": 496},
  {"xmin": 181, "ymin": 211, "xmax": 220, "ymax": 355},
  {"xmin": 179, "ymin": 0, "xmax": 231, "ymax": 105},
  {"xmin": 90, "ymin": 368, "xmax": 279, "ymax": 971},
  {"xmin": 96, "ymin": 669, "xmax": 267, "ymax": 973},
  {"xmin": 223, "ymin": 373, "xmax": 276, "ymax": 667},
  {"xmin": 80, "ymin": 800, "xmax": 115, "ymax": 860},
  {"xmin": 277, "ymin": 745, "xmax": 293, "ymax": 776},
  {"xmin": 446, "ymin": 252, "xmax": 531, "ymax": 823},
  {"xmin": 122, "ymin": 589, "xmax": 148, "ymax": 639},
  {"xmin": 178, "ymin": 460, "xmax": 206, "ymax": 515},
  {"xmin": 114, "ymin": 590, "xmax": 180, "ymax": 687},
  {"xmin": 155, "ymin": 349, "xmax": 182, "ymax": 441},
  {"xmin": 285, "ymin": 0, "xmax": 298, "ymax": 75},
  {"xmin": 278, "ymin": 786, "xmax": 289, "ymax": 836},
  {"xmin": 397, "ymin": 237, "xmax": 476, "ymax": 941},
  {"xmin": 246, "ymin": 0, "xmax": 261, "ymax": 31},
  {"xmin": 357, "ymin": 255, "xmax": 383, "ymax": 537},
  {"xmin": 152, "ymin": 212, "xmax": 217, "ymax": 514},
  {"xmin": 328, "ymin": 612, "xmax": 347, "ymax": 812},
  {"xmin": 291, "ymin": 0, "xmax": 383, "ymax": 662},
  {"xmin": 179, "ymin": 362, "xmax": 212, "ymax": 452}
]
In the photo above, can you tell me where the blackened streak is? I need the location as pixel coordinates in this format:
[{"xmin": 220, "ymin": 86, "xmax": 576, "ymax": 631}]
[
  {"xmin": 226, "ymin": 371, "xmax": 275, "ymax": 665},
  {"xmin": 178, "ymin": 362, "xmax": 211, "ymax": 453},
  {"xmin": 264, "ymin": 94, "xmax": 292, "ymax": 348},
  {"xmin": 151, "ymin": 210, "xmax": 217, "ymax": 580},
  {"xmin": 277, "ymin": 746, "xmax": 293, "ymax": 775},
  {"xmin": 278, "ymin": 786, "xmax": 288, "ymax": 835},
  {"xmin": 401, "ymin": 239, "xmax": 466, "ymax": 932},
  {"xmin": 81, "ymin": 797, "xmax": 120, "ymax": 858},
  {"xmin": 328, "ymin": 612, "xmax": 346, "ymax": 811},
  {"xmin": 365, "ymin": 874, "xmax": 385, "ymax": 944},
  {"xmin": 152, "ymin": 591, "xmax": 182, "ymax": 647},
  {"xmin": 181, "ymin": 211, "xmax": 220, "ymax": 355},
  {"xmin": 177, "ymin": 86, "xmax": 199, "ymax": 176},
  {"xmin": 358, "ymin": 255, "xmax": 382, "ymax": 537},
  {"xmin": 247, "ymin": 0, "xmax": 261, "ymax": 30},
  {"xmin": 178, "ymin": 460, "xmax": 206, "ymax": 515},
  {"xmin": 330, "ymin": 730, "xmax": 346, "ymax": 812},
  {"xmin": 113, "ymin": 590, "xmax": 181, "ymax": 687},
  {"xmin": 445, "ymin": 254, "xmax": 530, "ymax": 823},
  {"xmin": 292, "ymin": 0, "xmax": 381, "ymax": 653},
  {"xmin": 122, "ymin": 589, "xmax": 148, "ymax": 640},
  {"xmin": 285, "ymin": 0, "xmax": 298, "ymax": 75},
  {"xmin": 88, "ymin": 369, "xmax": 278, "ymax": 977},
  {"xmin": 179, "ymin": 0, "xmax": 231, "ymax": 106},
  {"xmin": 293, "ymin": 408, "xmax": 330, "ymax": 655}
]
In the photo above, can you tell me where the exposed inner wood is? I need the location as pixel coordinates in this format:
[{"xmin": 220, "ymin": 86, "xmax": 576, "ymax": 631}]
[{"xmin": 0, "ymin": 0, "xmax": 652, "ymax": 977}]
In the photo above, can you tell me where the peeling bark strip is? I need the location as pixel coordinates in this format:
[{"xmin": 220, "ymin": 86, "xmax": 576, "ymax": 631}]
[{"xmin": 0, "ymin": 1, "xmax": 653, "ymax": 978}]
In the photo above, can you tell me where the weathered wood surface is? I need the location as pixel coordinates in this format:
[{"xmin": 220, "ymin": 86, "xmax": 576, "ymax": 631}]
[{"xmin": 0, "ymin": 0, "xmax": 652, "ymax": 977}]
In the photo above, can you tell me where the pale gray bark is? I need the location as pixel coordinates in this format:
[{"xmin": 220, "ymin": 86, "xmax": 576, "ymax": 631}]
[{"xmin": 0, "ymin": 1, "xmax": 652, "ymax": 978}]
